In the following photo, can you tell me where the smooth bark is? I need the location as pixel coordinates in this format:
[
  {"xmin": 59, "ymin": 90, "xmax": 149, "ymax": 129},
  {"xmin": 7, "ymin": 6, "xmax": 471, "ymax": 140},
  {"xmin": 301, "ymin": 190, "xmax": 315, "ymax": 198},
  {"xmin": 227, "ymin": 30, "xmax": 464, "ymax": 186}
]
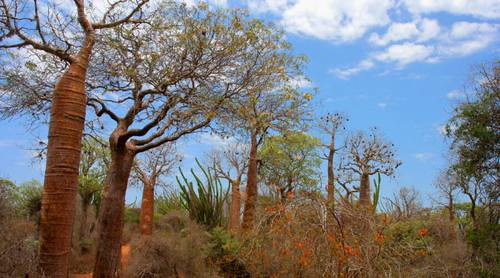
[
  {"xmin": 242, "ymin": 132, "xmax": 258, "ymax": 231},
  {"xmin": 38, "ymin": 34, "xmax": 95, "ymax": 277},
  {"xmin": 228, "ymin": 179, "xmax": 241, "ymax": 233},
  {"xmin": 359, "ymin": 173, "xmax": 371, "ymax": 208},
  {"xmin": 93, "ymin": 140, "xmax": 135, "ymax": 278},
  {"xmin": 139, "ymin": 180, "xmax": 154, "ymax": 236}
]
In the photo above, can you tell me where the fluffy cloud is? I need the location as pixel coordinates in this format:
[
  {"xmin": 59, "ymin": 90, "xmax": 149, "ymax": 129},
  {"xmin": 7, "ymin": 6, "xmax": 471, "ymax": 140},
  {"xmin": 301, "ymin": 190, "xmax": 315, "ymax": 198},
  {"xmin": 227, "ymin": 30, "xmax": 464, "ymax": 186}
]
[
  {"xmin": 437, "ymin": 22, "xmax": 498, "ymax": 57},
  {"xmin": 368, "ymin": 18, "xmax": 440, "ymax": 46},
  {"xmin": 199, "ymin": 133, "xmax": 236, "ymax": 148},
  {"xmin": 247, "ymin": 0, "xmax": 394, "ymax": 42},
  {"xmin": 373, "ymin": 43, "xmax": 434, "ymax": 66},
  {"xmin": 330, "ymin": 59, "xmax": 374, "ymax": 79},
  {"xmin": 402, "ymin": 0, "xmax": 500, "ymax": 19},
  {"xmin": 331, "ymin": 21, "xmax": 498, "ymax": 78}
]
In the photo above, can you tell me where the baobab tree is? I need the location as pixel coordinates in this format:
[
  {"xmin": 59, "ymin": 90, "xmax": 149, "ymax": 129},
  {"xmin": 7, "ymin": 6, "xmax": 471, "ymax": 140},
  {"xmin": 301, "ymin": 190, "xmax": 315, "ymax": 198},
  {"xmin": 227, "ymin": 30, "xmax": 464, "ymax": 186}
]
[
  {"xmin": 339, "ymin": 129, "xmax": 401, "ymax": 209},
  {"xmin": 434, "ymin": 169, "xmax": 459, "ymax": 222},
  {"xmin": 134, "ymin": 143, "xmax": 180, "ymax": 236},
  {"xmin": 0, "ymin": 1, "xmax": 147, "ymax": 275},
  {"xmin": 83, "ymin": 4, "xmax": 298, "ymax": 275},
  {"xmin": 318, "ymin": 112, "xmax": 348, "ymax": 209},
  {"xmin": 232, "ymin": 88, "xmax": 311, "ymax": 230},
  {"xmin": 210, "ymin": 142, "xmax": 249, "ymax": 233}
]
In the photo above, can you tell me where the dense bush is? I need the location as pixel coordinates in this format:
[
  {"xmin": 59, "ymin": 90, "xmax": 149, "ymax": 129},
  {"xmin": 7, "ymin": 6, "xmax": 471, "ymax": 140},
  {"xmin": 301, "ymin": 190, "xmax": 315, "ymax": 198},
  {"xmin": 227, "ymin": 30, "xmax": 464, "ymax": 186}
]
[{"xmin": 126, "ymin": 211, "xmax": 219, "ymax": 278}]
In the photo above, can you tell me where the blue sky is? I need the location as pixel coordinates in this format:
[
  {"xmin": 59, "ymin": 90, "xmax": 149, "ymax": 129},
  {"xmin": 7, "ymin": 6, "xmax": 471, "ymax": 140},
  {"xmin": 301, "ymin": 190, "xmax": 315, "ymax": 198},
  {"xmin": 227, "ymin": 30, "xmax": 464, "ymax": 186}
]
[{"xmin": 0, "ymin": 0, "xmax": 498, "ymax": 205}]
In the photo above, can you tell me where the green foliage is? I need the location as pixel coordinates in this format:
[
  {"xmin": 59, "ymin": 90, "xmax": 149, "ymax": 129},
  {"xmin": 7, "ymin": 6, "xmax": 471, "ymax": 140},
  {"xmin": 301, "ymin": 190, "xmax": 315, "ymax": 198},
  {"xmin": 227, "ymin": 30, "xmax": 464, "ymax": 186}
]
[
  {"xmin": 155, "ymin": 191, "xmax": 185, "ymax": 215},
  {"xmin": 0, "ymin": 178, "xmax": 17, "ymax": 210},
  {"xmin": 16, "ymin": 179, "xmax": 43, "ymax": 220},
  {"xmin": 124, "ymin": 207, "xmax": 141, "ymax": 224},
  {"xmin": 177, "ymin": 159, "xmax": 229, "ymax": 229},
  {"xmin": 372, "ymin": 173, "xmax": 381, "ymax": 213},
  {"xmin": 446, "ymin": 62, "xmax": 499, "ymax": 191},
  {"xmin": 385, "ymin": 220, "xmax": 433, "ymax": 259},
  {"xmin": 259, "ymin": 131, "xmax": 321, "ymax": 195},
  {"xmin": 208, "ymin": 227, "xmax": 240, "ymax": 259},
  {"xmin": 78, "ymin": 137, "xmax": 108, "ymax": 214}
]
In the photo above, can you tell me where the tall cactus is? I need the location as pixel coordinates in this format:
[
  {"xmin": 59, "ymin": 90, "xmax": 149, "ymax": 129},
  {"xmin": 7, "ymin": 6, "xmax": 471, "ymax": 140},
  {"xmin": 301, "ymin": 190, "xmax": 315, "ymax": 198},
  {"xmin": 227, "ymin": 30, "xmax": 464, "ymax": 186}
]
[
  {"xmin": 177, "ymin": 159, "xmax": 229, "ymax": 229},
  {"xmin": 372, "ymin": 172, "xmax": 381, "ymax": 213}
]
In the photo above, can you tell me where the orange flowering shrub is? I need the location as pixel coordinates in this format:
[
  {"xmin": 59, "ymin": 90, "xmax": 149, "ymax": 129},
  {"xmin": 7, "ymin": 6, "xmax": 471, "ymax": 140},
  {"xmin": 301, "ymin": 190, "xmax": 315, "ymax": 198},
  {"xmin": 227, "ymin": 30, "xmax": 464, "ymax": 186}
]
[{"xmin": 418, "ymin": 227, "xmax": 429, "ymax": 237}]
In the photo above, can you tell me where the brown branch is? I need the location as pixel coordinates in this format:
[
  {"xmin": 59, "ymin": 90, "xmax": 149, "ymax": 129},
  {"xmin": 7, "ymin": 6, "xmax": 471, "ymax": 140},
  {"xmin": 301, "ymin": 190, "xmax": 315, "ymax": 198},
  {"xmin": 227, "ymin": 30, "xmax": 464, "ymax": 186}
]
[{"xmin": 92, "ymin": 0, "xmax": 149, "ymax": 29}]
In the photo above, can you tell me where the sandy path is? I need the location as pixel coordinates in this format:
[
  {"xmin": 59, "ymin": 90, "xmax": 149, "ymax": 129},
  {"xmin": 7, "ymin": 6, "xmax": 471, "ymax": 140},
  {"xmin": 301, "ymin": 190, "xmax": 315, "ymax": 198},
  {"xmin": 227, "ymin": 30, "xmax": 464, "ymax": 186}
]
[{"xmin": 70, "ymin": 243, "xmax": 131, "ymax": 278}]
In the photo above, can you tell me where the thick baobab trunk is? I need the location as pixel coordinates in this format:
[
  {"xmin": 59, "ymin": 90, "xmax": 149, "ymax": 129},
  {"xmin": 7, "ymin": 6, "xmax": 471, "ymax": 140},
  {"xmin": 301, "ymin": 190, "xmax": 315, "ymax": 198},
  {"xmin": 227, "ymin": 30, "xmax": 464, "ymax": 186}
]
[
  {"xmin": 228, "ymin": 179, "xmax": 241, "ymax": 233},
  {"xmin": 359, "ymin": 173, "xmax": 371, "ymax": 208},
  {"xmin": 242, "ymin": 132, "xmax": 258, "ymax": 231},
  {"xmin": 39, "ymin": 37, "xmax": 94, "ymax": 277},
  {"xmin": 139, "ymin": 180, "xmax": 155, "ymax": 236},
  {"xmin": 94, "ymin": 145, "xmax": 135, "ymax": 277}
]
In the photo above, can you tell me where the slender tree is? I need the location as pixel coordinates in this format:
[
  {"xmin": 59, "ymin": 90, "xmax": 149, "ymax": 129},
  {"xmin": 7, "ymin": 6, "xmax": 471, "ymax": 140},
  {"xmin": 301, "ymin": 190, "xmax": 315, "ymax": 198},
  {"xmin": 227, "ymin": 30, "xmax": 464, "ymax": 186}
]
[
  {"xmin": 77, "ymin": 137, "xmax": 109, "ymax": 243},
  {"xmin": 210, "ymin": 142, "xmax": 249, "ymax": 233},
  {"xmin": 434, "ymin": 169, "xmax": 459, "ymax": 222},
  {"xmin": 134, "ymin": 143, "xmax": 180, "ymax": 236},
  {"xmin": 338, "ymin": 129, "xmax": 401, "ymax": 209},
  {"xmin": 318, "ymin": 112, "xmax": 347, "ymax": 209},
  {"xmin": 83, "ymin": 4, "xmax": 295, "ymax": 275},
  {"xmin": 0, "ymin": 1, "xmax": 147, "ymax": 275},
  {"xmin": 445, "ymin": 61, "xmax": 499, "ymax": 229},
  {"xmin": 219, "ymin": 74, "xmax": 311, "ymax": 231}
]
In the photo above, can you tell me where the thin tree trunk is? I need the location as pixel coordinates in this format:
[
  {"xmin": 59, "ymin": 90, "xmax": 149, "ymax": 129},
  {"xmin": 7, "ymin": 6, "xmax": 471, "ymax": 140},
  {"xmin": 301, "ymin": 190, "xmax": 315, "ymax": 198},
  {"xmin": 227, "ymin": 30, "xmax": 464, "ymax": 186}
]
[
  {"xmin": 359, "ymin": 173, "xmax": 371, "ymax": 208},
  {"xmin": 327, "ymin": 132, "xmax": 335, "ymax": 209},
  {"xmin": 139, "ymin": 181, "xmax": 154, "ymax": 236},
  {"xmin": 38, "ymin": 35, "xmax": 95, "ymax": 277},
  {"xmin": 448, "ymin": 195, "xmax": 454, "ymax": 222},
  {"xmin": 80, "ymin": 199, "xmax": 89, "ymax": 241},
  {"xmin": 242, "ymin": 132, "xmax": 258, "ymax": 231},
  {"xmin": 228, "ymin": 179, "xmax": 241, "ymax": 234},
  {"xmin": 93, "ymin": 145, "xmax": 135, "ymax": 277}
]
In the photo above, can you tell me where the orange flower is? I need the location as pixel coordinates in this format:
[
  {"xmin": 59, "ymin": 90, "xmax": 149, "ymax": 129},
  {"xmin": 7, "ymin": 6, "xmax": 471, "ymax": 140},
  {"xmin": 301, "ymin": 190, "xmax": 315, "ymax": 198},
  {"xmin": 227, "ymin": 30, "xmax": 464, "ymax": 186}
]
[
  {"xmin": 294, "ymin": 242, "xmax": 305, "ymax": 249},
  {"xmin": 281, "ymin": 248, "xmax": 289, "ymax": 256},
  {"xmin": 299, "ymin": 255, "xmax": 310, "ymax": 267},
  {"xmin": 326, "ymin": 233, "xmax": 336, "ymax": 242},
  {"xmin": 286, "ymin": 191, "xmax": 294, "ymax": 198},
  {"xmin": 374, "ymin": 232, "xmax": 385, "ymax": 244},
  {"xmin": 415, "ymin": 250, "xmax": 427, "ymax": 257},
  {"xmin": 344, "ymin": 245, "xmax": 356, "ymax": 256},
  {"xmin": 303, "ymin": 249, "xmax": 312, "ymax": 258},
  {"xmin": 418, "ymin": 228, "xmax": 429, "ymax": 237}
]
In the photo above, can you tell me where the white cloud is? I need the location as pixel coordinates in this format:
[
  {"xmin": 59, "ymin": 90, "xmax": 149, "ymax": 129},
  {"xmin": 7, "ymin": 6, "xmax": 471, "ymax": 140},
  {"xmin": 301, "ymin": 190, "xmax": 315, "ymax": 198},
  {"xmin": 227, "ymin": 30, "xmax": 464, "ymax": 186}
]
[
  {"xmin": 289, "ymin": 76, "xmax": 313, "ymax": 88},
  {"xmin": 374, "ymin": 43, "xmax": 434, "ymax": 66},
  {"xmin": 438, "ymin": 22, "xmax": 499, "ymax": 57},
  {"xmin": 199, "ymin": 133, "xmax": 236, "ymax": 148},
  {"xmin": 368, "ymin": 18, "xmax": 440, "ymax": 46},
  {"xmin": 377, "ymin": 102, "xmax": 387, "ymax": 108},
  {"xmin": 246, "ymin": 0, "xmax": 289, "ymax": 13},
  {"xmin": 330, "ymin": 59, "xmax": 374, "ymax": 79},
  {"xmin": 248, "ymin": 0, "xmax": 394, "ymax": 42},
  {"xmin": 402, "ymin": 0, "xmax": 500, "ymax": 19},
  {"xmin": 447, "ymin": 90, "xmax": 464, "ymax": 99},
  {"xmin": 414, "ymin": 152, "xmax": 433, "ymax": 162}
]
